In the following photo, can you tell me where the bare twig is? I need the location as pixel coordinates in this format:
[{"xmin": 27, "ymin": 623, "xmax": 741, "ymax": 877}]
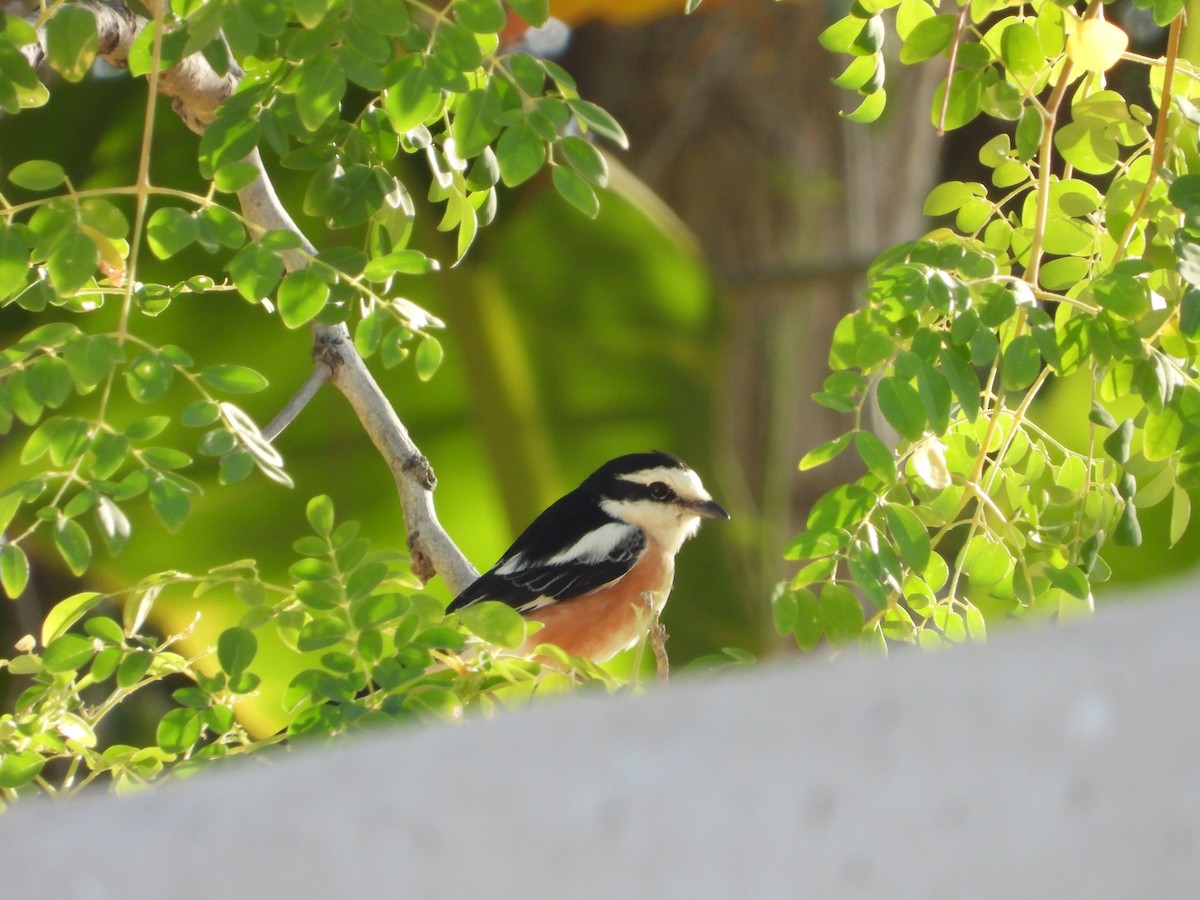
[
  {"xmin": 261, "ymin": 363, "xmax": 332, "ymax": 443},
  {"xmin": 47, "ymin": 1, "xmax": 479, "ymax": 594}
]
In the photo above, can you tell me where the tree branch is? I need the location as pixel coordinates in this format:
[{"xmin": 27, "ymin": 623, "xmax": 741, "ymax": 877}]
[
  {"xmin": 52, "ymin": 1, "xmax": 479, "ymax": 594},
  {"xmin": 261, "ymin": 363, "xmax": 331, "ymax": 443}
]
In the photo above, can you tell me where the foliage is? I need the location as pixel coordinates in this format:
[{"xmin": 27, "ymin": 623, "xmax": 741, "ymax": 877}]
[
  {"xmin": 0, "ymin": 0, "xmax": 628, "ymax": 805},
  {"xmin": 0, "ymin": 493, "xmax": 616, "ymax": 802},
  {"xmin": 780, "ymin": 0, "xmax": 1199, "ymax": 651}
]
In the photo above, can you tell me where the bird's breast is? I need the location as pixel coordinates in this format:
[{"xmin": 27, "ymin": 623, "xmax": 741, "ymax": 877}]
[{"xmin": 522, "ymin": 540, "xmax": 675, "ymax": 663}]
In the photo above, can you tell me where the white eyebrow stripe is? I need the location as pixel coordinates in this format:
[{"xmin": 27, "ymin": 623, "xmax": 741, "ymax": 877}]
[
  {"xmin": 618, "ymin": 466, "xmax": 710, "ymax": 501},
  {"xmin": 543, "ymin": 522, "xmax": 637, "ymax": 566}
]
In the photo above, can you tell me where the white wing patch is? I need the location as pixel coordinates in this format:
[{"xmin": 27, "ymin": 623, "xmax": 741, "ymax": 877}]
[
  {"xmin": 495, "ymin": 553, "xmax": 524, "ymax": 575},
  {"xmin": 544, "ymin": 522, "xmax": 637, "ymax": 566},
  {"xmin": 515, "ymin": 596, "xmax": 558, "ymax": 613}
]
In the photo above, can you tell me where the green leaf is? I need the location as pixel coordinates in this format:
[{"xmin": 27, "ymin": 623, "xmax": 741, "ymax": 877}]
[
  {"xmin": 450, "ymin": 88, "xmax": 502, "ymax": 160},
  {"xmin": 876, "ymin": 377, "xmax": 926, "ymax": 441},
  {"xmin": 454, "ymin": 0, "xmax": 506, "ymax": 33},
  {"xmin": 42, "ymin": 632, "xmax": 95, "ymax": 672},
  {"xmin": 47, "ymin": 228, "xmax": 98, "ymax": 293},
  {"xmin": 217, "ymin": 626, "xmax": 257, "ymax": 678},
  {"xmin": 307, "ymin": 495, "xmax": 335, "ymax": 537},
  {"xmin": 1170, "ymin": 485, "xmax": 1191, "ymax": 548},
  {"xmin": 1055, "ymin": 121, "xmax": 1118, "ymax": 175},
  {"xmin": 198, "ymin": 204, "xmax": 246, "ymax": 250},
  {"xmin": 916, "ymin": 364, "xmax": 952, "ymax": 433},
  {"xmin": 560, "ymin": 136, "xmax": 608, "ymax": 188},
  {"xmin": 157, "ymin": 708, "xmax": 202, "ymax": 754},
  {"xmin": 1045, "ymin": 564, "xmax": 1090, "ymax": 600},
  {"xmin": 220, "ymin": 450, "xmax": 255, "ymax": 485},
  {"xmin": 1181, "ymin": 289, "xmax": 1200, "ymax": 338},
  {"xmin": 567, "ymin": 99, "xmax": 629, "ymax": 150},
  {"xmin": 1000, "ymin": 22, "xmax": 1044, "ymax": 77},
  {"xmin": 0, "ymin": 224, "xmax": 30, "ymax": 299},
  {"xmin": 45, "ymin": 5, "xmax": 99, "ymax": 82},
  {"xmin": 0, "ymin": 751, "xmax": 45, "ymax": 789},
  {"xmin": 819, "ymin": 584, "xmax": 864, "ymax": 644},
  {"xmin": 884, "ymin": 504, "xmax": 930, "ymax": 571},
  {"xmin": 0, "ymin": 543, "xmax": 30, "ymax": 599},
  {"xmin": 150, "ymin": 479, "xmax": 191, "ymax": 532},
  {"xmin": 799, "ymin": 433, "xmax": 852, "ymax": 471},
  {"xmin": 95, "ymin": 496, "xmax": 131, "ymax": 555},
  {"xmin": 294, "ymin": 54, "xmax": 346, "ymax": 131},
  {"xmin": 899, "ymin": 14, "xmax": 956, "ymax": 64},
  {"xmin": 41, "ymin": 591, "xmax": 103, "ymax": 645},
  {"xmin": 1103, "ymin": 419, "xmax": 1134, "ymax": 464},
  {"xmin": 551, "ymin": 166, "xmax": 600, "ymax": 218},
  {"xmin": 383, "ymin": 62, "xmax": 441, "ymax": 133},
  {"xmin": 457, "ymin": 600, "xmax": 526, "ymax": 648},
  {"xmin": 840, "ymin": 89, "xmax": 887, "ymax": 124},
  {"xmin": 1114, "ymin": 500, "xmax": 1142, "ymax": 546},
  {"xmin": 414, "ymin": 335, "xmax": 444, "ymax": 381},
  {"xmin": 854, "ymin": 430, "xmax": 896, "ymax": 482},
  {"xmin": 509, "ymin": 0, "xmax": 549, "ymax": 26},
  {"xmin": 146, "ymin": 207, "xmax": 198, "ymax": 259},
  {"xmin": 931, "ymin": 67, "xmax": 985, "ymax": 131},
  {"xmin": 432, "ymin": 24, "xmax": 483, "ymax": 71},
  {"xmin": 225, "ymin": 241, "xmax": 282, "ymax": 304},
  {"xmin": 923, "ymin": 180, "xmax": 980, "ymax": 216},
  {"xmin": 1015, "ymin": 105, "xmax": 1044, "ymax": 162},
  {"xmin": 9, "ymin": 159, "xmax": 66, "ymax": 191},
  {"xmin": 297, "ymin": 617, "xmax": 349, "ymax": 652},
  {"xmin": 54, "ymin": 517, "xmax": 92, "ymax": 576},
  {"xmin": 65, "ymin": 335, "xmax": 121, "ymax": 390},
  {"xmin": 496, "ymin": 122, "xmax": 547, "ymax": 187},
  {"xmin": 1144, "ymin": 407, "xmax": 1181, "ymax": 462},
  {"xmin": 116, "ymin": 649, "xmax": 153, "ymax": 688},
  {"xmin": 277, "ymin": 268, "xmax": 330, "ymax": 328},
  {"xmin": 960, "ymin": 535, "xmax": 1013, "ymax": 586},
  {"xmin": 363, "ymin": 248, "xmax": 438, "ymax": 281},
  {"xmin": 198, "ymin": 115, "xmax": 260, "ymax": 179},
  {"xmin": 1001, "ymin": 334, "xmax": 1041, "ymax": 392},
  {"xmin": 201, "ymin": 364, "xmax": 268, "ymax": 393},
  {"xmin": 790, "ymin": 588, "xmax": 823, "ymax": 651},
  {"xmin": 818, "ymin": 14, "xmax": 864, "ymax": 54},
  {"xmin": 772, "ymin": 584, "xmax": 799, "ymax": 636}
]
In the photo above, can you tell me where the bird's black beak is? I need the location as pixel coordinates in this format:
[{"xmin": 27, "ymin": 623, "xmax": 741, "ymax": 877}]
[{"xmin": 692, "ymin": 498, "xmax": 730, "ymax": 520}]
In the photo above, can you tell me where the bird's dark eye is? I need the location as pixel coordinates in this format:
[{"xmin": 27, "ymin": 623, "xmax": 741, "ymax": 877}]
[{"xmin": 648, "ymin": 482, "xmax": 673, "ymax": 501}]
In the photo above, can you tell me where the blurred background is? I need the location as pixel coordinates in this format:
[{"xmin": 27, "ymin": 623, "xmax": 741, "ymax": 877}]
[{"xmin": 2, "ymin": 0, "xmax": 1196, "ymax": 738}]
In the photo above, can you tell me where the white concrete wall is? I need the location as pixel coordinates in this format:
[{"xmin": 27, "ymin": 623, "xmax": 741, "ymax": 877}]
[{"xmin": 2, "ymin": 587, "xmax": 1197, "ymax": 898}]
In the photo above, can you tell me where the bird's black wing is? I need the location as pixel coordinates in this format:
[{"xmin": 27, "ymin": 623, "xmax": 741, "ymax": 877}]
[{"xmin": 447, "ymin": 490, "xmax": 646, "ymax": 613}]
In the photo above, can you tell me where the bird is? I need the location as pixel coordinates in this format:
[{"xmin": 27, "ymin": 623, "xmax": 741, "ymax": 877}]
[{"xmin": 447, "ymin": 451, "xmax": 729, "ymax": 663}]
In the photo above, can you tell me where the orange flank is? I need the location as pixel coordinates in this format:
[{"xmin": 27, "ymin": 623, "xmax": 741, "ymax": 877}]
[{"xmin": 524, "ymin": 538, "xmax": 674, "ymax": 661}]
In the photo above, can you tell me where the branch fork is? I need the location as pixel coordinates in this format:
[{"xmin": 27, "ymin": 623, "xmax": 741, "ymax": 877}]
[{"xmin": 39, "ymin": 1, "xmax": 479, "ymax": 595}]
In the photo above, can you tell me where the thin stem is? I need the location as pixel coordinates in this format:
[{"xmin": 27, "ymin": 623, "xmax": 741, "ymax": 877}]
[
  {"xmin": 936, "ymin": 4, "xmax": 972, "ymax": 136},
  {"xmin": 1113, "ymin": 12, "xmax": 1184, "ymax": 263},
  {"xmin": 117, "ymin": 1, "xmax": 165, "ymax": 340}
]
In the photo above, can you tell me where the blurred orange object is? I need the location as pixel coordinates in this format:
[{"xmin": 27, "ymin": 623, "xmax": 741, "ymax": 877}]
[{"xmin": 550, "ymin": 0, "xmax": 734, "ymax": 26}]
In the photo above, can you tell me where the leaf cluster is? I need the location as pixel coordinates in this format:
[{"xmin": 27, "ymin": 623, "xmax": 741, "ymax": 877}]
[
  {"xmin": 0, "ymin": 496, "xmax": 610, "ymax": 805},
  {"xmin": 784, "ymin": 1, "xmax": 1200, "ymax": 652},
  {"xmin": 0, "ymin": 0, "xmax": 634, "ymax": 805}
]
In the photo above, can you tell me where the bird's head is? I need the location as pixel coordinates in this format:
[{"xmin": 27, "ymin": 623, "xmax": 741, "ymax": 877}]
[{"xmin": 585, "ymin": 451, "xmax": 729, "ymax": 554}]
